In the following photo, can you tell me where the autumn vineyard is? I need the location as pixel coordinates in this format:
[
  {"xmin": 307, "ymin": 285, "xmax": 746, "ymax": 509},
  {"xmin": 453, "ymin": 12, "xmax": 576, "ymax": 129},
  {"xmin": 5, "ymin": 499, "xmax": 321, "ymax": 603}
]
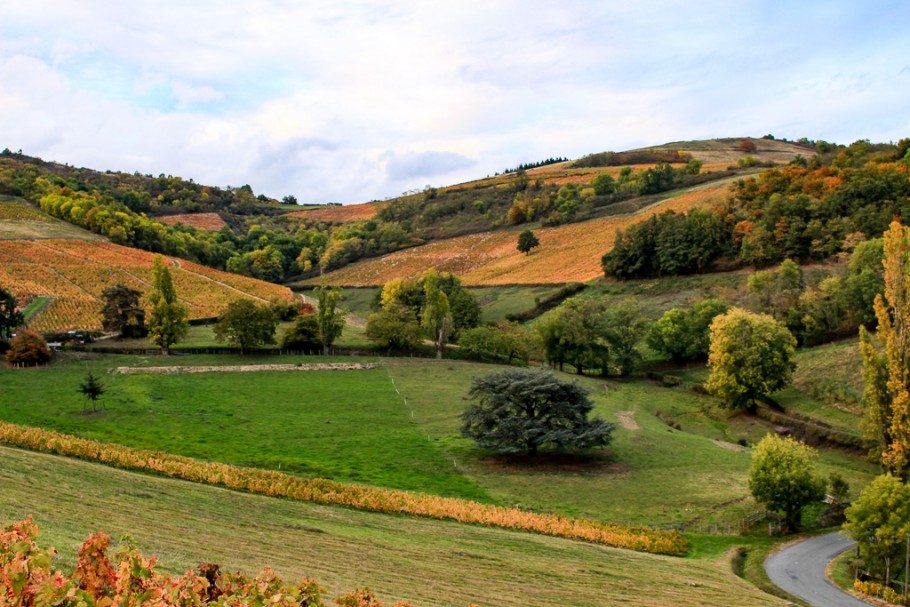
[{"xmin": 0, "ymin": 239, "xmax": 293, "ymax": 332}]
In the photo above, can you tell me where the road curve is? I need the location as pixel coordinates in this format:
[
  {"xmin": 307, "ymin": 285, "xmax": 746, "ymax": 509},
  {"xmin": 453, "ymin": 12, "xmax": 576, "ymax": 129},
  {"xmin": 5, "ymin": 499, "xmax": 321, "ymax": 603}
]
[{"xmin": 764, "ymin": 531, "xmax": 871, "ymax": 607}]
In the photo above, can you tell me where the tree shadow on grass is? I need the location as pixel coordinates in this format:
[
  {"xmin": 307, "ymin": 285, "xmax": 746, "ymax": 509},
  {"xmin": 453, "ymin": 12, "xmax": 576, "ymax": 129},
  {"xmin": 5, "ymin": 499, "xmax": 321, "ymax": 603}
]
[{"xmin": 478, "ymin": 450, "xmax": 627, "ymax": 474}]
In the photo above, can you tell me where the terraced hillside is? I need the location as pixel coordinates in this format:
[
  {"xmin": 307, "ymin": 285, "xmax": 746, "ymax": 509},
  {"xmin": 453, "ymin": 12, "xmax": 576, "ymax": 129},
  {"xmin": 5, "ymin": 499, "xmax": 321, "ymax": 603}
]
[{"xmin": 306, "ymin": 179, "xmax": 732, "ymax": 286}]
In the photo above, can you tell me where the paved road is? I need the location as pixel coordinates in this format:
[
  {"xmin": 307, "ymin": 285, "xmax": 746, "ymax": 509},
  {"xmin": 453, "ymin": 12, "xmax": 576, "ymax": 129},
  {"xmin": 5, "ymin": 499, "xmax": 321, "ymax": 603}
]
[{"xmin": 765, "ymin": 531, "xmax": 871, "ymax": 607}]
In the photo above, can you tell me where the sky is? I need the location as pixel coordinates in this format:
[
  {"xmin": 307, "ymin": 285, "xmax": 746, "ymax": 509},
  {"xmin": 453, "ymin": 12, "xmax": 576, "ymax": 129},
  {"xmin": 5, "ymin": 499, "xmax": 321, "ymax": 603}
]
[{"xmin": 1, "ymin": 2, "xmax": 908, "ymax": 204}]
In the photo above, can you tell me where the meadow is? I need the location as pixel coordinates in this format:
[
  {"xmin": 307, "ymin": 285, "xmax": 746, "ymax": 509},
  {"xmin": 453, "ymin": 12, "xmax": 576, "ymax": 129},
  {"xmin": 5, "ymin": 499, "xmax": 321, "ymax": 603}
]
[
  {"xmin": 0, "ymin": 352, "xmax": 876, "ymax": 533},
  {"xmin": 288, "ymin": 201, "xmax": 382, "ymax": 223},
  {"xmin": 307, "ymin": 179, "xmax": 734, "ymax": 287},
  {"xmin": 0, "ymin": 446, "xmax": 787, "ymax": 607}
]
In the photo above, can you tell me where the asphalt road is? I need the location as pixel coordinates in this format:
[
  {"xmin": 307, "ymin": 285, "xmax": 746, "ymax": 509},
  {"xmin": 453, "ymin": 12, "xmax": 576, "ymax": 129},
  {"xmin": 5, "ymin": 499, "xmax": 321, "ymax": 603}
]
[{"xmin": 765, "ymin": 532, "xmax": 872, "ymax": 607}]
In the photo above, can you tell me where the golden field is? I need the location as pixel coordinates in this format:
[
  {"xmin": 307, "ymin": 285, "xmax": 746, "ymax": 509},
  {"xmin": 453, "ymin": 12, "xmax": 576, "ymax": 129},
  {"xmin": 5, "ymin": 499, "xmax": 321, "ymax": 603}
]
[{"xmin": 288, "ymin": 201, "xmax": 382, "ymax": 223}]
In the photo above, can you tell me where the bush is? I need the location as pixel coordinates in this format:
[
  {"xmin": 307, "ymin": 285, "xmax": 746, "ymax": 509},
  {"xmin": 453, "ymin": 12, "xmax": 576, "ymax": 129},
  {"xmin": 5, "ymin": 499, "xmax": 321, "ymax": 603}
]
[
  {"xmin": 365, "ymin": 303, "xmax": 423, "ymax": 351},
  {"xmin": 5, "ymin": 330, "xmax": 51, "ymax": 366},
  {"xmin": 749, "ymin": 435, "xmax": 825, "ymax": 532},
  {"xmin": 281, "ymin": 314, "xmax": 321, "ymax": 353}
]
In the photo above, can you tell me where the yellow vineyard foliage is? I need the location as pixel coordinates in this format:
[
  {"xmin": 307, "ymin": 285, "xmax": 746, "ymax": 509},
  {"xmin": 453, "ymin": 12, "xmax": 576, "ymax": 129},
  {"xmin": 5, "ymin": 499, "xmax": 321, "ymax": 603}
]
[{"xmin": 0, "ymin": 421, "xmax": 688, "ymax": 556}]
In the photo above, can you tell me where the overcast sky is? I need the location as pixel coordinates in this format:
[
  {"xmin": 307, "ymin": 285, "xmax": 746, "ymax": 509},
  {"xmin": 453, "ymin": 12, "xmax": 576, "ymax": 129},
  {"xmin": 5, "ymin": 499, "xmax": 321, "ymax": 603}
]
[{"xmin": 1, "ymin": 2, "xmax": 908, "ymax": 203}]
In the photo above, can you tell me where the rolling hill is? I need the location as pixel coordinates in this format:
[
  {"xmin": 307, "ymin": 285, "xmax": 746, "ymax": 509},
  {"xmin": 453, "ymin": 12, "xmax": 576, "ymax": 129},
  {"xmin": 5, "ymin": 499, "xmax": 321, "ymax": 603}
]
[
  {"xmin": 0, "ymin": 196, "xmax": 293, "ymax": 332},
  {"xmin": 303, "ymin": 178, "xmax": 733, "ymax": 286}
]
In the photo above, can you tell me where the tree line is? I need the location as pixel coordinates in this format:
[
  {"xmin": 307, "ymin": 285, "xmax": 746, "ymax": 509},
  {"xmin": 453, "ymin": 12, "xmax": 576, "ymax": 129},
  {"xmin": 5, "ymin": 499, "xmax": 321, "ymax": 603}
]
[{"xmin": 603, "ymin": 139, "xmax": 910, "ymax": 279}]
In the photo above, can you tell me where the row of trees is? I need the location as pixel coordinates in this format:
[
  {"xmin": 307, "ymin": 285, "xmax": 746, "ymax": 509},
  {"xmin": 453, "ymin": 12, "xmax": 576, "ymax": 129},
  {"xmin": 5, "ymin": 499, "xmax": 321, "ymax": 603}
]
[{"xmin": 506, "ymin": 161, "xmax": 704, "ymax": 227}]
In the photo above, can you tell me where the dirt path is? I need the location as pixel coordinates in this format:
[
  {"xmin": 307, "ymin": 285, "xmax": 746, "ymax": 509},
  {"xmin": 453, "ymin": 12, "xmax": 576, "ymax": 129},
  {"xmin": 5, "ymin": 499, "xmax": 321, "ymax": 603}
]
[
  {"xmin": 113, "ymin": 362, "xmax": 377, "ymax": 375},
  {"xmin": 617, "ymin": 411, "xmax": 639, "ymax": 430}
]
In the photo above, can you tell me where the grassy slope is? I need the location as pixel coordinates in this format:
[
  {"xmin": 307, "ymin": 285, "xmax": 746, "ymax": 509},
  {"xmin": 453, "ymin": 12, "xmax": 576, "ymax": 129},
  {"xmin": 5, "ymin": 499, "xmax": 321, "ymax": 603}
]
[
  {"xmin": 385, "ymin": 359, "xmax": 876, "ymax": 529},
  {"xmin": 0, "ymin": 446, "xmax": 787, "ymax": 607},
  {"xmin": 0, "ymin": 195, "xmax": 103, "ymax": 240},
  {"xmin": 308, "ymin": 178, "xmax": 735, "ymax": 287},
  {"xmin": 0, "ymin": 354, "xmax": 483, "ymax": 498},
  {"xmin": 2, "ymin": 353, "xmax": 873, "ymax": 533}
]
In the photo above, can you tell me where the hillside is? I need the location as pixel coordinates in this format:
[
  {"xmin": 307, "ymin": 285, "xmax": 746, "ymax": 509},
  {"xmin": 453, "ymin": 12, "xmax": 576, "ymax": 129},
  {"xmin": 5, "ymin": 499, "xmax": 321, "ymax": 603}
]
[
  {"xmin": 303, "ymin": 178, "xmax": 732, "ymax": 286},
  {"xmin": 289, "ymin": 137, "xmax": 807, "ymax": 228},
  {"xmin": 0, "ymin": 197, "xmax": 293, "ymax": 332},
  {"xmin": 0, "ymin": 445, "xmax": 785, "ymax": 607}
]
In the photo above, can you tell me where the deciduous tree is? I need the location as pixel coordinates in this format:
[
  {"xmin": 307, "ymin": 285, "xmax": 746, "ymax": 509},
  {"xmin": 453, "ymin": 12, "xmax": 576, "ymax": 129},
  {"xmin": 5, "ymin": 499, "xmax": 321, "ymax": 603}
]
[
  {"xmin": 314, "ymin": 285, "xmax": 345, "ymax": 355},
  {"xmin": 844, "ymin": 474, "xmax": 910, "ymax": 584},
  {"xmin": 5, "ymin": 329, "xmax": 51, "ymax": 366},
  {"xmin": 365, "ymin": 302, "xmax": 422, "ymax": 351},
  {"xmin": 101, "ymin": 284, "xmax": 147, "ymax": 338},
  {"xmin": 749, "ymin": 434, "xmax": 825, "ymax": 532},
  {"xmin": 147, "ymin": 256, "xmax": 188, "ymax": 355},
  {"xmin": 421, "ymin": 274, "xmax": 452, "ymax": 359},
  {"xmin": 706, "ymin": 308, "xmax": 796, "ymax": 410},
  {"xmin": 0, "ymin": 286, "xmax": 24, "ymax": 344},
  {"xmin": 860, "ymin": 221, "xmax": 910, "ymax": 478},
  {"xmin": 516, "ymin": 229, "xmax": 540, "ymax": 255},
  {"xmin": 213, "ymin": 299, "xmax": 278, "ymax": 353}
]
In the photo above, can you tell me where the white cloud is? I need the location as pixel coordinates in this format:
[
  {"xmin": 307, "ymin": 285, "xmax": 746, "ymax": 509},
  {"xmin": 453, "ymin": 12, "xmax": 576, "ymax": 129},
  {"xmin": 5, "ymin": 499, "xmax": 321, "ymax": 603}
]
[{"xmin": 0, "ymin": 1, "xmax": 908, "ymax": 202}]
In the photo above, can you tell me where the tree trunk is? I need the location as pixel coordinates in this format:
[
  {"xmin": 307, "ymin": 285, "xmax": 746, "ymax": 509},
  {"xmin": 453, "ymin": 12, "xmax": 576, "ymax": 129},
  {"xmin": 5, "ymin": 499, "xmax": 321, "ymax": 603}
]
[
  {"xmin": 323, "ymin": 344, "xmax": 329, "ymax": 356},
  {"xmin": 162, "ymin": 345, "xmax": 169, "ymax": 356}
]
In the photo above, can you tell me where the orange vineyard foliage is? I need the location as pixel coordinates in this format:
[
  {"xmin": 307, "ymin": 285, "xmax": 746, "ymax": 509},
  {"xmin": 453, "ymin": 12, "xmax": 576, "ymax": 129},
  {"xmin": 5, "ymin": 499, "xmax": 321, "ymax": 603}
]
[
  {"xmin": 158, "ymin": 212, "xmax": 228, "ymax": 231},
  {"xmin": 310, "ymin": 182, "xmax": 730, "ymax": 286},
  {"xmin": 0, "ymin": 239, "xmax": 293, "ymax": 332},
  {"xmin": 0, "ymin": 421, "xmax": 689, "ymax": 556},
  {"xmin": 289, "ymin": 202, "xmax": 382, "ymax": 223},
  {"xmin": 1, "ymin": 518, "xmax": 423, "ymax": 607}
]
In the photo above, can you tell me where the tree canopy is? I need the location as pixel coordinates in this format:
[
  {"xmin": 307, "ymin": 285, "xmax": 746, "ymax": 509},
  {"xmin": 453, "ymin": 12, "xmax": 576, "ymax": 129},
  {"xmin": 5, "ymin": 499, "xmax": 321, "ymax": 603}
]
[
  {"xmin": 460, "ymin": 369, "xmax": 615, "ymax": 455},
  {"xmin": 706, "ymin": 308, "xmax": 796, "ymax": 410},
  {"xmin": 213, "ymin": 299, "xmax": 278, "ymax": 353},
  {"xmin": 147, "ymin": 256, "xmax": 188, "ymax": 355},
  {"xmin": 749, "ymin": 434, "xmax": 825, "ymax": 532}
]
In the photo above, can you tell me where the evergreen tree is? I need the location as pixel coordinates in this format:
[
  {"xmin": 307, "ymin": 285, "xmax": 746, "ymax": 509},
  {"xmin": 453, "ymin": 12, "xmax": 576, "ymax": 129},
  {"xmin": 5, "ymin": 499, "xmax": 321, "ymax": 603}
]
[
  {"xmin": 461, "ymin": 369, "xmax": 615, "ymax": 455},
  {"xmin": 78, "ymin": 372, "xmax": 105, "ymax": 413},
  {"xmin": 517, "ymin": 229, "xmax": 540, "ymax": 255}
]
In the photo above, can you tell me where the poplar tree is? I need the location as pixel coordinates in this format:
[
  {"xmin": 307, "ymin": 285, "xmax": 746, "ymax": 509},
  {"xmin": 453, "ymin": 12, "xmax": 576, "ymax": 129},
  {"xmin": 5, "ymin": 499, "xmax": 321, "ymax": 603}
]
[
  {"xmin": 861, "ymin": 221, "xmax": 910, "ymax": 478},
  {"xmin": 421, "ymin": 273, "xmax": 452, "ymax": 360},
  {"xmin": 147, "ymin": 256, "xmax": 188, "ymax": 355}
]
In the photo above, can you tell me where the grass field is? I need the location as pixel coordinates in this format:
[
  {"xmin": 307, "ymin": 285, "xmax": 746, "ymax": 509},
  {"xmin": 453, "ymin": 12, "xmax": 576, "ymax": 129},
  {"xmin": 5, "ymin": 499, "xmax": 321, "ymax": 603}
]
[
  {"xmin": 158, "ymin": 212, "xmax": 227, "ymax": 231},
  {"xmin": 0, "ymin": 446, "xmax": 788, "ymax": 607},
  {"xmin": 307, "ymin": 179, "xmax": 734, "ymax": 286},
  {"xmin": 0, "ymin": 354, "xmax": 482, "ymax": 498},
  {"xmin": 292, "ymin": 285, "xmax": 563, "ymax": 325},
  {"xmin": 0, "ymin": 352, "xmax": 875, "ymax": 533},
  {"xmin": 0, "ymin": 238, "xmax": 293, "ymax": 332}
]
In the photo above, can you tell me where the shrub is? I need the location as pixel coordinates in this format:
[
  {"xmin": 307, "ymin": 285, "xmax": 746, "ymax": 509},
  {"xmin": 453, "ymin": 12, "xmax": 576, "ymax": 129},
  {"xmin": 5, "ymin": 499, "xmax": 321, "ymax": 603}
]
[{"xmin": 5, "ymin": 330, "xmax": 51, "ymax": 366}]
